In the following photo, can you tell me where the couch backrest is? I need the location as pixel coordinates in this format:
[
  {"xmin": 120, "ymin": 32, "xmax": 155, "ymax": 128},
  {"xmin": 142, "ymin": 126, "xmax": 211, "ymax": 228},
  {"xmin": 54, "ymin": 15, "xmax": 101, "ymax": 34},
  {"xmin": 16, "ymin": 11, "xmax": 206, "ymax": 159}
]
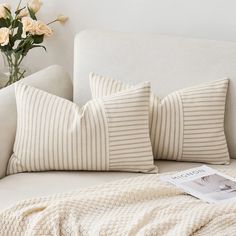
[{"xmin": 73, "ymin": 29, "xmax": 236, "ymax": 158}]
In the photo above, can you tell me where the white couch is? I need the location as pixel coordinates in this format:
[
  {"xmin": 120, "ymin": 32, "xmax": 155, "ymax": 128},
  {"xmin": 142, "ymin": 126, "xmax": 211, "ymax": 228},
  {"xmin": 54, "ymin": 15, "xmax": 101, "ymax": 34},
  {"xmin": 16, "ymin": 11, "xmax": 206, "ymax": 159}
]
[{"xmin": 0, "ymin": 30, "xmax": 236, "ymax": 211}]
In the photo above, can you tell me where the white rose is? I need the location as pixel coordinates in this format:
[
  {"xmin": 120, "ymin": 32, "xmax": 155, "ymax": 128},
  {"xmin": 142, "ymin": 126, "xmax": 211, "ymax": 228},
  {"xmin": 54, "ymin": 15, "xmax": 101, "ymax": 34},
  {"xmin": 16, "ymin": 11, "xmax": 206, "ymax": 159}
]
[
  {"xmin": 33, "ymin": 20, "xmax": 53, "ymax": 37},
  {"xmin": 17, "ymin": 8, "xmax": 28, "ymax": 18},
  {"xmin": 0, "ymin": 27, "xmax": 10, "ymax": 46},
  {"xmin": 22, "ymin": 17, "xmax": 53, "ymax": 38},
  {"xmin": 21, "ymin": 16, "xmax": 35, "ymax": 38},
  {"xmin": 0, "ymin": 4, "xmax": 10, "ymax": 19},
  {"xmin": 56, "ymin": 15, "xmax": 68, "ymax": 24},
  {"xmin": 28, "ymin": 0, "xmax": 42, "ymax": 13}
]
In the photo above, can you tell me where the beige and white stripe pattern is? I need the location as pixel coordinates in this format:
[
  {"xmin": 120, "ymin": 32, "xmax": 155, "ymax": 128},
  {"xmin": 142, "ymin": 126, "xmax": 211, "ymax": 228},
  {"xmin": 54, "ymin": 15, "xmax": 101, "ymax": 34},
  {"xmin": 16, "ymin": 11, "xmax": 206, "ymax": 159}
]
[
  {"xmin": 90, "ymin": 73, "xmax": 230, "ymax": 164},
  {"xmin": 103, "ymin": 85, "xmax": 154, "ymax": 171},
  {"xmin": 180, "ymin": 80, "xmax": 229, "ymax": 163},
  {"xmin": 7, "ymin": 82, "xmax": 156, "ymax": 175}
]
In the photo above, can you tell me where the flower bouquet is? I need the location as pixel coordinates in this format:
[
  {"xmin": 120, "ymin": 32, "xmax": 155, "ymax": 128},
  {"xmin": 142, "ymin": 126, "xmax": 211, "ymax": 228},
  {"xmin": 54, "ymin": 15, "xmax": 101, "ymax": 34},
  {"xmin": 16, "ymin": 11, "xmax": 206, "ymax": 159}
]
[{"xmin": 0, "ymin": 0, "xmax": 67, "ymax": 88}]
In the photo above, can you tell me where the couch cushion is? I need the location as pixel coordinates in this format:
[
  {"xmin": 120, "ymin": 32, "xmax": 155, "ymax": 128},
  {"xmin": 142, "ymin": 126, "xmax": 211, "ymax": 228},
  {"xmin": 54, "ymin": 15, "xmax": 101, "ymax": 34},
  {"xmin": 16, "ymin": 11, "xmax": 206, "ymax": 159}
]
[
  {"xmin": 8, "ymin": 82, "xmax": 156, "ymax": 175},
  {"xmin": 1, "ymin": 160, "xmax": 236, "ymax": 212},
  {"xmin": 90, "ymin": 73, "xmax": 230, "ymax": 164},
  {"xmin": 0, "ymin": 65, "xmax": 72, "ymax": 179}
]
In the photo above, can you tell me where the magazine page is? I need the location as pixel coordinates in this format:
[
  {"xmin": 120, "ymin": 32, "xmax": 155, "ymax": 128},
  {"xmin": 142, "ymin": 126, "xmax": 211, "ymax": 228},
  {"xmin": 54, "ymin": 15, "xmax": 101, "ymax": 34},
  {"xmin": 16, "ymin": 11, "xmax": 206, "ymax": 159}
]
[{"xmin": 161, "ymin": 165, "xmax": 236, "ymax": 203}]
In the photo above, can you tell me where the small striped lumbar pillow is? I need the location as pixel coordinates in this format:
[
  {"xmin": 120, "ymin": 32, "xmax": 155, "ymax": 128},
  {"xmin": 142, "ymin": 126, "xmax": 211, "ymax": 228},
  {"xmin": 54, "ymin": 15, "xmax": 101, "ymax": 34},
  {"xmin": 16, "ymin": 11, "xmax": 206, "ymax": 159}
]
[
  {"xmin": 7, "ymin": 82, "xmax": 157, "ymax": 175},
  {"xmin": 90, "ymin": 73, "xmax": 230, "ymax": 164}
]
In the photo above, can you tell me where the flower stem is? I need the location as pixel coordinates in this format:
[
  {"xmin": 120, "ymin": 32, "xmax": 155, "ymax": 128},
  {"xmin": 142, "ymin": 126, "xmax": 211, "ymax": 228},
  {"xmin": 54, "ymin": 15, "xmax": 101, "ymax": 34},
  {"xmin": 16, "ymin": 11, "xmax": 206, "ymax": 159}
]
[
  {"xmin": 47, "ymin": 19, "xmax": 58, "ymax": 25},
  {"xmin": 16, "ymin": 0, "xmax": 22, "ymax": 11},
  {"xmin": 3, "ymin": 52, "xmax": 25, "ymax": 86}
]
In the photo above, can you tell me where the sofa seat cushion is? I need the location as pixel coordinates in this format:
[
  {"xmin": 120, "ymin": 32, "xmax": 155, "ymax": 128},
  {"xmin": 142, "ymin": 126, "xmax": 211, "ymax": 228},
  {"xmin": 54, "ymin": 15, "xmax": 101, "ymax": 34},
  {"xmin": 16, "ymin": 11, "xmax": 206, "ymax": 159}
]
[{"xmin": 1, "ymin": 160, "xmax": 236, "ymax": 211}]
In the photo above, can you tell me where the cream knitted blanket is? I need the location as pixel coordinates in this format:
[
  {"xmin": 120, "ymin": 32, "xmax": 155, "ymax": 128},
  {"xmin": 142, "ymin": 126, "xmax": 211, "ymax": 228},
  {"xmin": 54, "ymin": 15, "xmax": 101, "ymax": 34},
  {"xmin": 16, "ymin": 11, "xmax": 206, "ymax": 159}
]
[{"xmin": 1, "ymin": 172, "xmax": 236, "ymax": 236}]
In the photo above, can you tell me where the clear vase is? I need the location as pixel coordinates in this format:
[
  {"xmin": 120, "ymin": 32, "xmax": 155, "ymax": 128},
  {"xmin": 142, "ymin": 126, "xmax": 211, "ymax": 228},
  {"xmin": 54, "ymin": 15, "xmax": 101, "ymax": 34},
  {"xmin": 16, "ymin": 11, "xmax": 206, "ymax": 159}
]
[{"xmin": 0, "ymin": 52, "xmax": 27, "ymax": 88}]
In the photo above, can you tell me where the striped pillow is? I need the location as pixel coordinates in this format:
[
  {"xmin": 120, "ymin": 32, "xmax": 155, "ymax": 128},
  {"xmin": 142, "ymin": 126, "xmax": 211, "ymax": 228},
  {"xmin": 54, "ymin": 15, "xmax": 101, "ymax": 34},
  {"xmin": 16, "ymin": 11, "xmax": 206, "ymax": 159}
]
[
  {"xmin": 7, "ymin": 82, "xmax": 157, "ymax": 175},
  {"xmin": 90, "ymin": 73, "xmax": 230, "ymax": 164}
]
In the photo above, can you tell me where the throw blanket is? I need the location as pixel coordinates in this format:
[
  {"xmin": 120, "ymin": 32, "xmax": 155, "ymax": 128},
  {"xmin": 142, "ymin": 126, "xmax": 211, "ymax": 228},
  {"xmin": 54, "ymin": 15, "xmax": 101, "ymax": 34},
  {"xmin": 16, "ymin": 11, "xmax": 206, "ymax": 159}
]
[{"xmin": 1, "ymin": 172, "xmax": 236, "ymax": 236}]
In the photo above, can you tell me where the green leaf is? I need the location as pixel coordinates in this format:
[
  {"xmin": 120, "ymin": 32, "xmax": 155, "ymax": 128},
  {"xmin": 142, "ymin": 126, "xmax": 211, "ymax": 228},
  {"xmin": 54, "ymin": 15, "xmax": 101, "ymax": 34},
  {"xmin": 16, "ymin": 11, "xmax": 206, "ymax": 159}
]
[
  {"xmin": 16, "ymin": 40, "xmax": 25, "ymax": 50},
  {"xmin": 32, "ymin": 35, "xmax": 44, "ymax": 44},
  {"xmin": 14, "ymin": 36, "xmax": 33, "ymax": 55},
  {"xmin": 9, "ymin": 34, "xmax": 14, "ymax": 47},
  {"xmin": 21, "ymin": 44, "xmax": 47, "ymax": 57},
  {"xmin": 11, "ymin": 19, "xmax": 20, "ymax": 28},
  {"xmin": 27, "ymin": 7, "xmax": 37, "ymax": 20},
  {"xmin": 30, "ymin": 45, "xmax": 47, "ymax": 52},
  {"xmin": 4, "ymin": 6, "xmax": 11, "ymax": 15},
  {"xmin": 0, "ymin": 18, "xmax": 6, "ymax": 27},
  {"xmin": 6, "ymin": 18, "xmax": 11, "ymax": 27},
  {"xmin": 22, "ymin": 42, "xmax": 32, "ymax": 56},
  {"xmin": 0, "ymin": 18, "xmax": 10, "ymax": 28},
  {"xmin": 12, "ymin": 22, "xmax": 23, "ymax": 42}
]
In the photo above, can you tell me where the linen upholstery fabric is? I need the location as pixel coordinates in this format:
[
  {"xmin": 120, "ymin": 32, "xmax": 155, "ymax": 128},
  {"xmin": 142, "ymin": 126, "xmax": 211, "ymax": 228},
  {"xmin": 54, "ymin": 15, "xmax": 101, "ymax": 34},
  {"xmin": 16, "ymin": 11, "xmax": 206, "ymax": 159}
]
[
  {"xmin": 7, "ymin": 82, "xmax": 156, "ymax": 174},
  {"xmin": 90, "ymin": 73, "xmax": 230, "ymax": 164}
]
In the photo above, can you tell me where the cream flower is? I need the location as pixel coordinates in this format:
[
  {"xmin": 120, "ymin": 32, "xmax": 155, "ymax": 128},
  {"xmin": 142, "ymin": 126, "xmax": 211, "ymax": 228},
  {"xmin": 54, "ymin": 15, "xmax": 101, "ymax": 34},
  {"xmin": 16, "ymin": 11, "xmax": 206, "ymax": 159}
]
[
  {"xmin": 28, "ymin": 0, "xmax": 42, "ymax": 13},
  {"xmin": 0, "ymin": 27, "xmax": 10, "ymax": 46},
  {"xmin": 17, "ymin": 8, "xmax": 28, "ymax": 18},
  {"xmin": 33, "ymin": 21, "xmax": 53, "ymax": 37},
  {"xmin": 56, "ymin": 15, "xmax": 68, "ymax": 24},
  {"xmin": 0, "ymin": 4, "xmax": 10, "ymax": 19},
  {"xmin": 22, "ymin": 17, "xmax": 53, "ymax": 37},
  {"xmin": 21, "ymin": 16, "xmax": 35, "ymax": 38}
]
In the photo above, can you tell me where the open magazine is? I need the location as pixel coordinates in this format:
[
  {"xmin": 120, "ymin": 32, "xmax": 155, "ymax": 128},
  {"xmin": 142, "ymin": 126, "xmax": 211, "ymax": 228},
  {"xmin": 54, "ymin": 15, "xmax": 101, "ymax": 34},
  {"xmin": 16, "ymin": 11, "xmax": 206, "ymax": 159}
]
[{"xmin": 161, "ymin": 165, "xmax": 236, "ymax": 203}]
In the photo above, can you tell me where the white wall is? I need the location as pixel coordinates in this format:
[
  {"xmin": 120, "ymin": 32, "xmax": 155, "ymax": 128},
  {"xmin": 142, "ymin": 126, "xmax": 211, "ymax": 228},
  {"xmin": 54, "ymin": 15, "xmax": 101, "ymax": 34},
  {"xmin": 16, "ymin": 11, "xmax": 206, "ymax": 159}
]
[{"xmin": 3, "ymin": 0, "xmax": 236, "ymax": 77}]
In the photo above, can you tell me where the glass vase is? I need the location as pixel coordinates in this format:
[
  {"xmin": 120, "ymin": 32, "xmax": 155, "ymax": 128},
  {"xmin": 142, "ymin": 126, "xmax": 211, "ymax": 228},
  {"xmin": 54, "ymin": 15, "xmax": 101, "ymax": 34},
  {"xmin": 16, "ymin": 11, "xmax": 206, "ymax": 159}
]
[{"xmin": 0, "ymin": 52, "xmax": 27, "ymax": 88}]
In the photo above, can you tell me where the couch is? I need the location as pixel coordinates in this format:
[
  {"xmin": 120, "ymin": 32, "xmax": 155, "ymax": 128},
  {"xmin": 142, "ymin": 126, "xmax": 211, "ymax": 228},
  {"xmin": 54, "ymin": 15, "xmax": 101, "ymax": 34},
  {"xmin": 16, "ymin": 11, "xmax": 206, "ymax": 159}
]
[{"xmin": 0, "ymin": 29, "xmax": 235, "ymax": 211}]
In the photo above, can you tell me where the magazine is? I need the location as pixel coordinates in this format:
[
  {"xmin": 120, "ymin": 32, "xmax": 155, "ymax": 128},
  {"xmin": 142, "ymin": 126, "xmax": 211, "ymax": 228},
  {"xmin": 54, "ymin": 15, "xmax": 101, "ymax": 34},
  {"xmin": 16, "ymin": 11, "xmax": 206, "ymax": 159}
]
[{"xmin": 161, "ymin": 165, "xmax": 236, "ymax": 203}]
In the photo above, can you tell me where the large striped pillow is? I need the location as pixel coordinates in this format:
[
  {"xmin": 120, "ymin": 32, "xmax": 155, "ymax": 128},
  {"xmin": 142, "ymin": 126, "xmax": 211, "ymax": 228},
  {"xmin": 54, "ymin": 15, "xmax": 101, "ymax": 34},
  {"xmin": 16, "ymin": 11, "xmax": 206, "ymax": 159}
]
[
  {"xmin": 7, "ymin": 82, "xmax": 157, "ymax": 175},
  {"xmin": 90, "ymin": 73, "xmax": 230, "ymax": 164}
]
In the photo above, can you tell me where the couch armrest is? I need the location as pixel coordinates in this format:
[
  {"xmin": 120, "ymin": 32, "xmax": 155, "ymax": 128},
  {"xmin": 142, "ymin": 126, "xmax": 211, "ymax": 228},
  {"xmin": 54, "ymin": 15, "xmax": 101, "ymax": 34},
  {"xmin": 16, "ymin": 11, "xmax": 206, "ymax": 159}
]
[{"xmin": 0, "ymin": 65, "xmax": 72, "ymax": 179}]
